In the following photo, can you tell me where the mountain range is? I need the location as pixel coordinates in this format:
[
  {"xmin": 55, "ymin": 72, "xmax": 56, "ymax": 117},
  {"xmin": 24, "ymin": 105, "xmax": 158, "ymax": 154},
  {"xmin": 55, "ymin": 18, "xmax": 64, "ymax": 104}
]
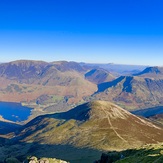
[
  {"xmin": 0, "ymin": 60, "xmax": 163, "ymax": 162},
  {"xmin": 1, "ymin": 60, "xmax": 163, "ymax": 122}
]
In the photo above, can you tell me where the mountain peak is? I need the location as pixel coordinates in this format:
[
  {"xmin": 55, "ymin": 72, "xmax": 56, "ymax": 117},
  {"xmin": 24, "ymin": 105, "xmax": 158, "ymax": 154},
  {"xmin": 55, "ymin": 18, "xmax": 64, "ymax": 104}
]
[
  {"xmin": 134, "ymin": 66, "xmax": 163, "ymax": 77},
  {"xmin": 88, "ymin": 100, "xmax": 129, "ymax": 120},
  {"xmin": 55, "ymin": 101, "xmax": 129, "ymax": 121}
]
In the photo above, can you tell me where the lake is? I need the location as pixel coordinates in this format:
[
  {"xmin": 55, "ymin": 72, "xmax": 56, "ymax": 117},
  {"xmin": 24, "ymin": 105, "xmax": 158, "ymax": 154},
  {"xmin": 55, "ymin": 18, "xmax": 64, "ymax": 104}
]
[
  {"xmin": 0, "ymin": 102, "xmax": 33, "ymax": 122},
  {"xmin": 131, "ymin": 106, "xmax": 163, "ymax": 118}
]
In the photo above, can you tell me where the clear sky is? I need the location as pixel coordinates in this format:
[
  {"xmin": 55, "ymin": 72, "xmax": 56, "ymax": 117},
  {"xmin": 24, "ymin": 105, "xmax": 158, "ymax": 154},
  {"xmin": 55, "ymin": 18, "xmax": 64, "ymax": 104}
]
[{"xmin": 0, "ymin": 0, "xmax": 163, "ymax": 66}]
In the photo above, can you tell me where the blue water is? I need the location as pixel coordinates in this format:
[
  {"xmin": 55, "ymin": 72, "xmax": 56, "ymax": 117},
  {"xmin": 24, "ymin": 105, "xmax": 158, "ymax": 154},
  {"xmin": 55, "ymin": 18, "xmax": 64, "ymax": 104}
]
[
  {"xmin": 0, "ymin": 102, "xmax": 33, "ymax": 122},
  {"xmin": 131, "ymin": 106, "xmax": 163, "ymax": 118}
]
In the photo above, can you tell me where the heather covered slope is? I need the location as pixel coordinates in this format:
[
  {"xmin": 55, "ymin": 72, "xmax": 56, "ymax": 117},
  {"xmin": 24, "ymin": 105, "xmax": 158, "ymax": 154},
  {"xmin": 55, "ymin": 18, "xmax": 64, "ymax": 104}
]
[{"xmin": 16, "ymin": 101, "xmax": 163, "ymax": 151}]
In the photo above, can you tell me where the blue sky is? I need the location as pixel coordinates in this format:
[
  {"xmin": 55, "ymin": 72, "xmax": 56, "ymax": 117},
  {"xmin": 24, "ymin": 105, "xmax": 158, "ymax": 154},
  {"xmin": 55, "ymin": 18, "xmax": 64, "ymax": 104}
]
[{"xmin": 0, "ymin": 0, "xmax": 163, "ymax": 65}]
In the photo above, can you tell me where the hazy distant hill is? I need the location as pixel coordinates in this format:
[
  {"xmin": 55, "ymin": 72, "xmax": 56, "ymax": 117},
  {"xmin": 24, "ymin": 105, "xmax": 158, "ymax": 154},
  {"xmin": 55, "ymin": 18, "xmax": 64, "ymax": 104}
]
[
  {"xmin": 81, "ymin": 63, "xmax": 147, "ymax": 76},
  {"xmin": 0, "ymin": 60, "xmax": 87, "ymax": 85},
  {"xmin": 134, "ymin": 66, "xmax": 163, "ymax": 78}
]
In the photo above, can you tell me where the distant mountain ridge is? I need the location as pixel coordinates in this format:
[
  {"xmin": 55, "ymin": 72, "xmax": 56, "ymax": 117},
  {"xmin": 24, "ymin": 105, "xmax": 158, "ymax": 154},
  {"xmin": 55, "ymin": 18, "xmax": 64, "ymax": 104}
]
[
  {"xmin": 81, "ymin": 63, "xmax": 147, "ymax": 76},
  {"xmin": 0, "ymin": 60, "xmax": 98, "ymax": 110},
  {"xmin": 92, "ymin": 66, "xmax": 163, "ymax": 110},
  {"xmin": 0, "ymin": 60, "xmax": 87, "ymax": 83},
  {"xmin": 134, "ymin": 66, "xmax": 163, "ymax": 78},
  {"xmin": 1, "ymin": 59, "xmax": 163, "ymax": 121}
]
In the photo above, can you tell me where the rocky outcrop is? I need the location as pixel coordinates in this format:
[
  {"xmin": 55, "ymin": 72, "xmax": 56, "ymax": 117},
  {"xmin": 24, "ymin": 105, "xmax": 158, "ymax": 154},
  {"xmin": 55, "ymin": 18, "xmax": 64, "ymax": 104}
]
[
  {"xmin": 4, "ymin": 156, "xmax": 69, "ymax": 163},
  {"xmin": 26, "ymin": 156, "xmax": 69, "ymax": 163}
]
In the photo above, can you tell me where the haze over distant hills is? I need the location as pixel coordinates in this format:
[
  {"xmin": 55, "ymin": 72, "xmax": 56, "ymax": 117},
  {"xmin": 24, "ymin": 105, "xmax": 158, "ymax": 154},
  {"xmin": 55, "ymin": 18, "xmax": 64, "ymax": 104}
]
[
  {"xmin": 1, "ymin": 60, "xmax": 163, "ymax": 123},
  {"xmin": 81, "ymin": 62, "xmax": 147, "ymax": 76}
]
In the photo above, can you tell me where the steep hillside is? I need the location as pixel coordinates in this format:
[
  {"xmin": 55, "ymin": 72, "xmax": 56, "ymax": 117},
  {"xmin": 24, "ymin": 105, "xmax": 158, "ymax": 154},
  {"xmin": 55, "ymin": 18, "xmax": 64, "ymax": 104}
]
[{"xmin": 16, "ymin": 101, "xmax": 163, "ymax": 150}]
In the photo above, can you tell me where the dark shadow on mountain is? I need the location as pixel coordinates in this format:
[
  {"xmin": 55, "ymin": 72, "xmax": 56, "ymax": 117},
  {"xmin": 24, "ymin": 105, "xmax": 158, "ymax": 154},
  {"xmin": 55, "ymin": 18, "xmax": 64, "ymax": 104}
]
[
  {"xmin": 54, "ymin": 103, "xmax": 92, "ymax": 121},
  {"xmin": 0, "ymin": 139, "xmax": 102, "ymax": 163},
  {"xmin": 23, "ymin": 103, "xmax": 91, "ymax": 129},
  {"xmin": 85, "ymin": 69, "xmax": 97, "ymax": 77},
  {"xmin": 15, "ymin": 103, "xmax": 92, "ymax": 140},
  {"xmin": 94, "ymin": 76, "xmax": 125, "ymax": 94},
  {"xmin": 0, "ymin": 120, "xmax": 21, "ymax": 134},
  {"xmin": 122, "ymin": 76, "xmax": 133, "ymax": 93},
  {"xmin": 131, "ymin": 106, "xmax": 163, "ymax": 118}
]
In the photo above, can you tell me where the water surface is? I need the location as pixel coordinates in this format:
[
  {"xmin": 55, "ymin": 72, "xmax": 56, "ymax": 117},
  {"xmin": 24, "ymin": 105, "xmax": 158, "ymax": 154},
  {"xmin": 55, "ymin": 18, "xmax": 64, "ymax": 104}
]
[
  {"xmin": 131, "ymin": 106, "xmax": 163, "ymax": 117},
  {"xmin": 0, "ymin": 101, "xmax": 33, "ymax": 122}
]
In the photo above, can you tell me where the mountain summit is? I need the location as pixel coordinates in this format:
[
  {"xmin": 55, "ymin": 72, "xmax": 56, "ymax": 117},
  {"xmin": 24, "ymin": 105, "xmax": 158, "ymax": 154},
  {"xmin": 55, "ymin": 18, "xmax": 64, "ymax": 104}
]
[{"xmin": 134, "ymin": 66, "xmax": 163, "ymax": 78}]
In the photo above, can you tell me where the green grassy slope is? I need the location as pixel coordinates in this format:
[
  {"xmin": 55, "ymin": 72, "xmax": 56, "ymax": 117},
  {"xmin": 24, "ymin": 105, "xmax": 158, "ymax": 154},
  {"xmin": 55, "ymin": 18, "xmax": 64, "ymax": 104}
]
[{"xmin": 16, "ymin": 101, "xmax": 163, "ymax": 151}]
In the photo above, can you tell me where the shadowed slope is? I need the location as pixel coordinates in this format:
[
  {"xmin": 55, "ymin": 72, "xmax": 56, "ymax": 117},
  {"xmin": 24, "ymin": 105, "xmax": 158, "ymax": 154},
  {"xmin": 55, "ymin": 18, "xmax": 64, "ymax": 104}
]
[
  {"xmin": 0, "ymin": 120, "xmax": 21, "ymax": 134},
  {"xmin": 95, "ymin": 76, "xmax": 125, "ymax": 93},
  {"xmin": 85, "ymin": 68, "xmax": 115, "ymax": 84}
]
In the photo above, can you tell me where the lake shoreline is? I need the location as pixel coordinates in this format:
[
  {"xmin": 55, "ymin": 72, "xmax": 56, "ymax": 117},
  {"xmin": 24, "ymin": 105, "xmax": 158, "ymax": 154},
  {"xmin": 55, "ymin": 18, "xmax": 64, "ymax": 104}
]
[{"xmin": 0, "ymin": 101, "xmax": 33, "ymax": 123}]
